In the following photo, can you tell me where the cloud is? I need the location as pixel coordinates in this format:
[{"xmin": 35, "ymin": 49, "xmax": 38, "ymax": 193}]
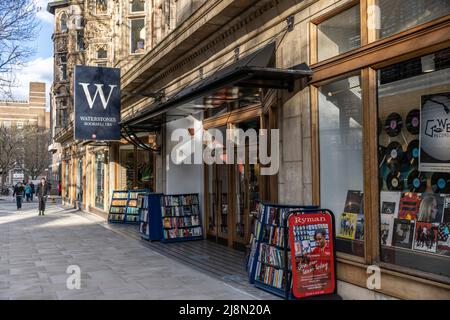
[
  {"xmin": 35, "ymin": 0, "xmax": 54, "ymax": 25},
  {"xmin": 10, "ymin": 57, "xmax": 53, "ymax": 108}
]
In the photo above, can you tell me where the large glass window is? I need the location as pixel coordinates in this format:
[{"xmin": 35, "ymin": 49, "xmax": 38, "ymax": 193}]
[
  {"xmin": 377, "ymin": 48, "xmax": 450, "ymax": 277},
  {"xmin": 95, "ymin": 153, "xmax": 105, "ymax": 209},
  {"xmin": 317, "ymin": 5, "xmax": 361, "ymax": 62},
  {"xmin": 371, "ymin": 0, "xmax": 450, "ymax": 40},
  {"xmin": 319, "ymin": 74, "xmax": 365, "ymax": 257},
  {"xmin": 130, "ymin": 18, "xmax": 145, "ymax": 54}
]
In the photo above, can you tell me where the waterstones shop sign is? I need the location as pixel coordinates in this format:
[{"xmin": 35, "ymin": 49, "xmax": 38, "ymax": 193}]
[{"xmin": 74, "ymin": 65, "xmax": 121, "ymax": 141}]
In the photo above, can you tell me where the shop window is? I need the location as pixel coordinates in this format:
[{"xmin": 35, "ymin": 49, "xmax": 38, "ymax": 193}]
[
  {"xmin": 96, "ymin": 0, "xmax": 108, "ymax": 15},
  {"xmin": 317, "ymin": 4, "xmax": 361, "ymax": 62},
  {"xmin": 95, "ymin": 153, "xmax": 105, "ymax": 209},
  {"xmin": 371, "ymin": 0, "xmax": 450, "ymax": 40},
  {"xmin": 130, "ymin": 18, "xmax": 145, "ymax": 54},
  {"xmin": 119, "ymin": 148, "xmax": 154, "ymax": 190},
  {"xmin": 16, "ymin": 122, "xmax": 23, "ymax": 129},
  {"xmin": 318, "ymin": 74, "xmax": 365, "ymax": 257},
  {"xmin": 377, "ymin": 48, "xmax": 450, "ymax": 277},
  {"xmin": 3, "ymin": 121, "xmax": 11, "ymax": 128},
  {"xmin": 130, "ymin": 0, "xmax": 145, "ymax": 12}
]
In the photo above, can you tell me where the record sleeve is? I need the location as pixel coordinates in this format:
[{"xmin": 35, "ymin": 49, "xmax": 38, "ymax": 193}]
[
  {"xmin": 380, "ymin": 214, "xmax": 395, "ymax": 246},
  {"xmin": 417, "ymin": 193, "xmax": 444, "ymax": 223},
  {"xmin": 413, "ymin": 222, "xmax": 438, "ymax": 253},
  {"xmin": 398, "ymin": 192, "xmax": 421, "ymax": 221},
  {"xmin": 392, "ymin": 219, "xmax": 415, "ymax": 249},
  {"xmin": 337, "ymin": 212, "xmax": 358, "ymax": 240},
  {"xmin": 380, "ymin": 191, "xmax": 401, "ymax": 216}
]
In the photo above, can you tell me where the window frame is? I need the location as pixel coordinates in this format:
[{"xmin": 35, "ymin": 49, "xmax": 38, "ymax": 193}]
[
  {"xmin": 129, "ymin": 0, "xmax": 146, "ymax": 13},
  {"xmin": 95, "ymin": 0, "xmax": 109, "ymax": 16},
  {"xmin": 309, "ymin": 0, "xmax": 450, "ymax": 286},
  {"xmin": 129, "ymin": 17, "xmax": 146, "ymax": 55}
]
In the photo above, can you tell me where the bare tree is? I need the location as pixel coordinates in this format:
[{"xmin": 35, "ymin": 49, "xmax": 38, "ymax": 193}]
[
  {"xmin": 0, "ymin": 126, "xmax": 24, "ymax": 190},
  {"xmin": 22, "ymin": 126, "xmax": 50, "ymax": 180},
  {"xmin": 0, "ymin": 0, "xmax": 39, "ymax": 98}
]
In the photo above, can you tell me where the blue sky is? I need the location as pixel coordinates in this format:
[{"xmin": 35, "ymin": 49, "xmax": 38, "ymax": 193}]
[{"xmin": 10, "ymin": 0, "xmax": 54, "ymax": 107}]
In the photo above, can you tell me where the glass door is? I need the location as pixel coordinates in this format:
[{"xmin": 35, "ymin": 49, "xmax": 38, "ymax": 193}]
[{"xmin": 233, "ymin": 119, "xmax": 261, "ymax": 247}]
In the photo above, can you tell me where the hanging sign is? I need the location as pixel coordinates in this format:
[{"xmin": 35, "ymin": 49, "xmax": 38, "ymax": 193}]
[
  {"xmin": 419, "ymin": 92, "xmax": 450, "ymax": 173},
  {"xmin": 288, "ymin": 211, "xmax": 336, "ymax": 299},
  {"xmin": 74, "ymin": 65, "xmax": 121, "ymax": 141}
]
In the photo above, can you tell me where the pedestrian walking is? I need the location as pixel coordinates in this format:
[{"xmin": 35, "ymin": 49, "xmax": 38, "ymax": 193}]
[
  {"xmin": 29, "ymin": 181, "xmax": 35, "ymax": 202},
  {"xmin": 25, "ymin": 183, "xmax": 32, "ymax": 202},
  {"xmin": 36, "ymin": 178, "xmax": 49, "ymax": 216},
  {"xmin": 13, "ymin": 182, "xmax": 25, "ymax": 210}
]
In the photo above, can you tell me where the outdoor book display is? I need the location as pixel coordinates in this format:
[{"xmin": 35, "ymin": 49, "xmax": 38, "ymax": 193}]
[
  {"xmin": 246, "ymin": 201, "xmax": 319, "ymax": 298},
  {"xmin": 138, "ymin": 193, "xmax": 203, "ymax": 242},
  {"xmin": 108, "ymin": 190, "xmax": 129, "ymax": 222},
  {"xmin": 138, "ymin": 193, "xmax": 164, "ymax": 240},
  {"xmin": 124, "ymin": 189, "xmax": 150, "ymax": 223},
  {"xmin": 108, "ymin": 189, "xmax": 149, "ymax": 223}
]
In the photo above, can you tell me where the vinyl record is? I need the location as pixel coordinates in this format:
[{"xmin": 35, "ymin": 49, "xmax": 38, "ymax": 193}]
[
  {"xmin": 406, "ymin": 139, "xmax": 419, "ymax": 166},
  {"xmin": 385, "ymin": 141, "xmax": 404, "ymax": 170},
  {"xmin": 405, "ymin": 109, "xmax": 420, "ymax": 135},
  {"xmin": 407, "ymin": 170, "xmax": 427, "ymax": 193},
  {"xmin": 384, "ymin": 113, "xmax": 403, "ymax": 137},
  {"xmin": 431, "ymin": 173, "xmax": 450, "ymax": 194},
  {"xmin": 387, "ymin": 171, "xmax": 404, "ymax": 191}
]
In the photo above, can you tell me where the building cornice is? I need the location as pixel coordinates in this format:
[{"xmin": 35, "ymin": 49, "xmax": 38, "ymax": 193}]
[{"xmin": 47, "ymin": 0, "xmax": 70, "ymax": 15}]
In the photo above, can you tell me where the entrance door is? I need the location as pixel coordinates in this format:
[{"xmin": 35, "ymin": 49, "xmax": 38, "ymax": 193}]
[{"xmin": 206, "ymin": 120, "xmax": 261, "ymax": 249}]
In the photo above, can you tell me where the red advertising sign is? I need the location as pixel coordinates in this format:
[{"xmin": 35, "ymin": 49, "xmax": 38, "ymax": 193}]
[{"xmin": 289, "ymin": 212, "xmax": 336, "ymax": 299}]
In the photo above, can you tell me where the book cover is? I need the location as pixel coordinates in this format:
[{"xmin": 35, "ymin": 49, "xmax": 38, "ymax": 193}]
[
  {"xmin": 413, "ymin": 222, "xmax": 438, "ymax": 253},
  {"xmin": 398, "ymin": 192, "xmax": 421, "ymax": 220},
  {"xmin": 443, "ymin": 197, "xmax": 450, "ymax": 224},
  {"xmin": 355, "ymin": 214, "xmax": 365, "ymax": 241},
  {"xmin": 392, "ymin": 219, "xmax": 415, "ymax": 249},
  {"xmin": 338, "ymin": 212, "xmax": 358, "ymax": 240},
  {"xmin": 417, "ymin": 193, "xmax": 444, "ymax": 223},
  {"xmin": 437, "ymin": 223, "xmax": 450, "ymax": 256},
  {"xmin": 380, "ymin": 191, "xmax": 401, "ymax": 216},
  {"xmin": 344, "ymin": 190, "xmax": 364, "ymax": 214},
  {"xmin": 380, "ymin": 214, "xmax": 395, "ymax": 246}
]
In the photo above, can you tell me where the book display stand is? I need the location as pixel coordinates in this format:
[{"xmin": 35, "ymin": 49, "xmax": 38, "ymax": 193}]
[
  {"xmin": 138, "ymin": 193, "xmax": 203, "ymax": 243},
  {"xmin": 108, "ymin": 189, "xmax": 150, "ymax": 224},
  {"xmin": 247, "ymin": 201, "xmax": 318, "ymax": 298},
  {"xmin": 124, "ymin": 189, "xmax": 151, "ymax": 224}
]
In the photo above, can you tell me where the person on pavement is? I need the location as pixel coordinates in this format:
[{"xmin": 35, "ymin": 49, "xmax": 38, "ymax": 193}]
[
  {"xmin": 36, "ymin": 178, "xmax": 48, "ymax": 216},
  {"xmin": 25, "ymin": 183, "xmax": 32, "ymax": 202},
  {"xmin": 13, "ymin": 182, "xmax": 25, "ymax": 210},
  {"xmin": 29, "ymin": 181, "xmax": 35, "ymax": 202}
]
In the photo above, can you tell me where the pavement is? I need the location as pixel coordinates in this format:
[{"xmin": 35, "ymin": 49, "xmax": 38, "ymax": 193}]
[{"xmin": 0, "ymin": 196, "xmax": 266, "ymax": 300}]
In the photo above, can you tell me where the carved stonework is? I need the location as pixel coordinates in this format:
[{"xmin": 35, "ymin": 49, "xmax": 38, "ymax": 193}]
[{"xmin": 55, "ymin": 36, "xmax": 68, "ymax": 53}]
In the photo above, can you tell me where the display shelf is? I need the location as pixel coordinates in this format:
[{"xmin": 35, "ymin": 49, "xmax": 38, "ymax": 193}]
[
  {"xmin": 108, "ymin": 189, "xmax": 150, "ymax": 224},
  {"xmin": 139, "ymin": 193, "xmax": 164, "ymax": 240},
  {"xmin": 124, "ymin": 189, "xmax": 151, "ymax": 224},
  {"xmin": 246, "ymin": 201, "xmax": 319, "ymax": 298},
  {"xmin": 161, "ymin": 194, "xmax": 203, "ymax": 243}
]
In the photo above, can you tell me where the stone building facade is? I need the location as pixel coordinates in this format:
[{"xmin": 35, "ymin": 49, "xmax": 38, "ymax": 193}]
[{"xmin": 48, "ymin": 0, "xmax": 450, "ymax": 299}]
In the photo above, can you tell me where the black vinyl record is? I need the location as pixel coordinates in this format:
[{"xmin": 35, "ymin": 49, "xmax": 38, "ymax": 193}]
[
  {"xmin": 406, "ymin": 139, "xmax": 419, "ymax": 166},
  {"xmin": 407, "ymin": 170, "xmax": 427, "ymax": 193},
  {"xmin": 387, "ymin": 171, "xmax": 404, "ymax": 191},
  {"xmin": 405, "ymin": 109, "xmax": 420, "ymax": 135},
  {"xmin": 431, "ymin": 173, "xmax": 450, "ymax": 194},
  {"xmin": 384, "ymin": 113, "xmax": 403, "ymax": 137},
  {"xmin": 385, "ymin": 141, "xmax": 404, "ymax": 170}
]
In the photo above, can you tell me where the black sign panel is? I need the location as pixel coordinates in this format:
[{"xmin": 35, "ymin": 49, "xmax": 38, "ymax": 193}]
[{"xmin": 74, "ymin": 65, "xmax": 121, "ymax": 141}]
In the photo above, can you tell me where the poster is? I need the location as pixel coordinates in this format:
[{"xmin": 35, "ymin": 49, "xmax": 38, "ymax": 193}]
[
  {"xmin": 289, "ymin": 212, "xmax": 335, "ymax": 299},
  {"xmin": 74, "ymin": 65, "xmax": 121, "ymax": 141},
  {"xmin": 419, "ymin": 92, "xmax": 450, "ymax": 172}
]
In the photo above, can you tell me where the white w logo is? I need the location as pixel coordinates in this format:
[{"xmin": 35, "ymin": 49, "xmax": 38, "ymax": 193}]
[{"xmin": 79, "ymin": 83, "xmax": 117, "ymax": 109}]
